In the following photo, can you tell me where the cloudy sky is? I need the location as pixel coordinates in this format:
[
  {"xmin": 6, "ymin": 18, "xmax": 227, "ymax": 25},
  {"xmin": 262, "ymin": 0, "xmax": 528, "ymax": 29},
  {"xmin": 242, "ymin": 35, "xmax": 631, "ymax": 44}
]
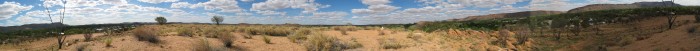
[{"xmin": 0, "ymin": 0, "xmax": 698, "ymax": 26}]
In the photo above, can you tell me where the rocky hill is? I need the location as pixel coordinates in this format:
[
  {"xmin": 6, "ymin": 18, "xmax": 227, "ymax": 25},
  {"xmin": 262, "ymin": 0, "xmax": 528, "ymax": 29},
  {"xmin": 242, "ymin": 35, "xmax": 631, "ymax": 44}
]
[
  {"xmin": 450, "ymin": 11, "xmax": 564, "ymax": 21},
  {"xmin": 568, "ymin": 1, "xmax": 681, "ymax": 13},
  {"xmin": 0, "ymin": 23, "xmax": 67, "ymax": 32}
]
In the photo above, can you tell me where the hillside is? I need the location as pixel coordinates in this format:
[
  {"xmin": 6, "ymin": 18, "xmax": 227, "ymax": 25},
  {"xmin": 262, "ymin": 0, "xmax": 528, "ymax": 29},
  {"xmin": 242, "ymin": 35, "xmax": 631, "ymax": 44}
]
[
  {"xmin": 0, "ymin": 23, "xmax": 67, "ymax": 32},
  {"xmin": 450, "ymin": 11, "xmax": 564, "ymax": 21},
  {"xmin": 568, "ymin": 1, "xmax": 681, "ymax": 13}
]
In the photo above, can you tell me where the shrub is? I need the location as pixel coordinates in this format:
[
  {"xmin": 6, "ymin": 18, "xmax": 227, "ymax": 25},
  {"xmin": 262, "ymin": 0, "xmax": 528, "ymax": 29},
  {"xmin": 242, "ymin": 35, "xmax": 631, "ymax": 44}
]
[
  {"xmin": 243, "ymin": 33, "xmax": 253, "ymax": 39},
  {"xmin": 83, "ymin": 33, "xmax": 93, "ymax": 41},
  {"xmin": 305, "ymin": 33, "xmax": 359, "ymax": 51},
  {"xmin": 344, "ymin": 38, "xmax": 363, "ymax": 49},
  {"xmin": 288, "ymin": 29, "xmax": 311, "ymax": 43},
  {"xmin": 380, "ymin": 38, "xmax": 403, "ymax": 49},
  {"xmin": 104, "ymin": 38, "xmax": 113, "ymax": 47},
  {"xmin": 218, "ymin": 33, "xmax": 235, "ymax": 48},
  {"xmin": 76, "ymin": 44, "xmax": 89, "ymax": 51},
  {"xmin": 263, "ymin": 35, "xmax": 272, "ymax": 44},
  {"xmin": 340, "ymin": 30, "xmax": 348, "ymax": 35},
  {"xmin": 262, "ymin": 28, "xmax": 292, "ymax": 36},
  {"xmin": 194, "ymin": 38, "xmax": 212, "ymax": 51},
  {"xmin": 178, "ymin": 28, "xmax": 194, "ymax": 37},
  {"xmin": 133, "ymin": 28, "xmax": 160, "ymax": 43},
  {"xmin": 378, "ymin": 30, "xmax": 385, "ymax": 35},
  {"xmin": 306, "ymin": 33, "xmax": 339, "ymax": 51},
  {"xmin": 688, "ymin": 25, "xmax": 700, "ymax": 34}
]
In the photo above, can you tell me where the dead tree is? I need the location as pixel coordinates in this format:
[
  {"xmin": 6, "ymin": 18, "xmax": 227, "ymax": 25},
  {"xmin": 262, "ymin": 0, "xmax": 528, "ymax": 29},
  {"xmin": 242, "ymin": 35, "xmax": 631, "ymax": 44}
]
[
  {"xmin": 43, "ymin": 0, "xmax": 70, "ymax": 49},
  {"xmin": 665, "ymin": 11, "xmax": 677, "ymax": 30}
]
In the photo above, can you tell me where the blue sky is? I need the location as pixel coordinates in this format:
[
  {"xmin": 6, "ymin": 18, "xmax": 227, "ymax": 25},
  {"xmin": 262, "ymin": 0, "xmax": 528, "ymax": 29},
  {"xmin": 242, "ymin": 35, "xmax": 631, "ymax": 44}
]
[{"xmin": 0, "ymin": 0, "xmax": 698, "ymax": 26}]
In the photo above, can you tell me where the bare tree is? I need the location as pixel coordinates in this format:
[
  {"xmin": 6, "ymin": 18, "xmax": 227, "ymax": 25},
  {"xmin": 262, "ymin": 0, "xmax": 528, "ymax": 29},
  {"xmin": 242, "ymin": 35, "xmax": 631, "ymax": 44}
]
[
  {"xmin": 659, "ymin": 11, "xmax": 677, "ymax": 30},
  {"xmin": 211, "ymin": 16, "xmax": 223, "ymax": 25},
  {"xmin": 44, "ymin": 0, "xmax": 69, "ymax": 49},
  {"xmin": 155, "ymin": 16, "xmax": 167, "ymax": 25}
]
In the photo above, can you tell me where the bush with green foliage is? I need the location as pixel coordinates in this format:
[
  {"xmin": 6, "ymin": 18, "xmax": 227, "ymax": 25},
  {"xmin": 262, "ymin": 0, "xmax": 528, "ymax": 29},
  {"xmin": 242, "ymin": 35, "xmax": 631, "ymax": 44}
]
[{"xmin": 155, "ymin": 16, "xmax": 167, "ymax": 25}]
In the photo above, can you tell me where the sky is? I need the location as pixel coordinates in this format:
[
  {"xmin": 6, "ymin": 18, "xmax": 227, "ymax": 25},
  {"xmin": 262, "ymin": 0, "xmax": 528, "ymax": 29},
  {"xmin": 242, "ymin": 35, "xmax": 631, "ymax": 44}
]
[{"xmin": 0, "ymin": 0, "xmax": 698, "ymax": 26}]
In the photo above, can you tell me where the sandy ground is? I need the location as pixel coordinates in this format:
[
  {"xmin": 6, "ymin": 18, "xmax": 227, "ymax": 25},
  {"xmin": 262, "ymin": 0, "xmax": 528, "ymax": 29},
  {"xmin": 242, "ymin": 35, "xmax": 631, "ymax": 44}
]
[
  {"xmin": 559, "ymin": 15, "xmax": 700, "ymax": 51},
  {"xmin": 0, "ymin": 33, "xmax": 105, "ymax": 51},
  {"xmin": 608, "ymin": 23, "xmax": 700, "ymax": 51}
]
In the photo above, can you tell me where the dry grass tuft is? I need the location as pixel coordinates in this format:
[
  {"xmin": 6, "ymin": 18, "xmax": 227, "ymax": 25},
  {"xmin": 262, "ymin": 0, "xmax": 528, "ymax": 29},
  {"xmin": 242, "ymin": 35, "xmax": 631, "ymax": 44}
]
[
  {"xmin": 194, "ymin": 38, "xmax": 212, "ymax": 51},
  {"xmin": 305, "ymin": 33, "xmax": 361, "ymax": 51},
  {"xmin": 263, "ymin": 35, "xmax": 272, "ymax": 44},
  {"xmin": 379, "ymin": 38, "xmax": 403, "ymax": 49},
  {"xmin": 132, "ymin": 28, "xmax": 160, "ymax": 43},
  {"xmin": 306, "ymin": 33, "xmax": 340, "ymax": 51},
  {"xmin": 218, "ymin": 33, "xmax": 235, "ymax": 48},
  {"xmin": 103, "ymin": 38, "xmax": 113, "ymax": 47},
  {"xmin": 288, "ymin": 29, "xmax": 311, "ymax": 43},
  {"xmin": 75, "ymin": 44, "xmax": 90, "ymax": 51},
  {"xmin": 178, "ymin": 28, "xmax": 194, "ymax": 37},
  {"xmin": 340, "ymin": 30, "xmax": 348, "ymax": 35}
]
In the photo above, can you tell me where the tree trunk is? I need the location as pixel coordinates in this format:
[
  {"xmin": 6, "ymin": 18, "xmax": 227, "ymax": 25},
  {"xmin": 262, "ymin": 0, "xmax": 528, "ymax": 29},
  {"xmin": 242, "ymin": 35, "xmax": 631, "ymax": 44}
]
[{"xmin": 668, "ymin": 16, "xmax": 676, "ymax": 30}]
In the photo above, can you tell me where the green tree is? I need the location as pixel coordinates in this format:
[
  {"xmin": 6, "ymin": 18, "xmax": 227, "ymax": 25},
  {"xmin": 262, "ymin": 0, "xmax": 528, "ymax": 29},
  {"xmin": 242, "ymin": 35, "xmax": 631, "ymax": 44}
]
[
  {"xmin": 211, "ymin": 16, "xmax": 223, "ymax": 25},
  {"xmin": 155, "ymin": 16, "xmax": 167, "ymax": 25}
]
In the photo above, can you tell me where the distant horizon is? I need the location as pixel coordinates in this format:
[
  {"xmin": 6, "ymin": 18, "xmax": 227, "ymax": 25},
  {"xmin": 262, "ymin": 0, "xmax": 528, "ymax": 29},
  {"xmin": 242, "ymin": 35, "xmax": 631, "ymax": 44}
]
[{"xmin": 1, "ymin": 0, "xmax": 699, "ymax": 26}]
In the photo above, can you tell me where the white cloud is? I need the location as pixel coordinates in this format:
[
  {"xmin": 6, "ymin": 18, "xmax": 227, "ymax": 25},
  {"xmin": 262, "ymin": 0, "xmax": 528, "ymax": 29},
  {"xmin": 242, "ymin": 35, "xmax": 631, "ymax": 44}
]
[
  {"xmin": 138, "ymin": 0, "xmax": 179, "ymax": 4},
  {"xmin": 42, "ymin": 0, "xmax": 127, "ymax": 8},
  {"xmin": 351, "ymin": 4, "xmax": 399, "ymax": 14},
  {"xmin": 0, "ymin": 2, "xmax": 33, "ymax": 20},
  {"xmin": 418, "ymin": 0, "xmax": 525, "ymax": 8},
  {"xmin": 170, "ymin": 2, "xmax": 193, "ymax": 8},
  {"xmin": 525, "ymin": 0, "xmax": 585, "ymax": 11},
  {"xmin": 351, "ymin": 0, "xmax": 399, "ymax": 14},
  {"xmin": 360, "ymin": 0, "xmax": 390, "ymax": 5},
  {"xmin": 240, "ymin": 0, "xmax": 254, "ymax": 2},
  {"xmin": 255, "ymin": 10, "xmax": 286, "ymax": 15},
  {"xmin": 250, "ymin": 0, "xmax": 328, "ymax": 15},
  {"xmin": 170, "ymin": 0, "xmax": 244, "ymax": 13}
]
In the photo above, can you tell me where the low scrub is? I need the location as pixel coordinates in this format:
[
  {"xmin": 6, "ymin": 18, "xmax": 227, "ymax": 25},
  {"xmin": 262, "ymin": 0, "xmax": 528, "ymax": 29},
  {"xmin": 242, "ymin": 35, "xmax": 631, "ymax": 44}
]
[
  {"xmin": 305, "ymin": 33, "xmax": 360, "ymax": 51},
  {"xmin": 103, "ymin": 38, "xmax": 113, "ymax": 47},
  {"xmin": 218, "ymin": 33, "xmax": 235, "ymax": 48},
  {"xmin": 242, "ymin": 26, "xmax": 294, "ymax": 36},
  {"xmin": 380, "ymin": 38, "xmax": 403, "ymax": 49},
  {"xmin": 132, "ymin": 28, "xmax": 160, "ymax": 43},
  {"xmin": 178, "ymin": 28, "xmax": 194, "ymax": 37},
  {"xmin": 288, "ymin": 29, "xmax": 312, "ymax": 43},
  {"xmin": 263, "ymin": 35, "xmax": 272, "ymax": 44},
  {"xmin": 83, "ymin": 33, "xmax": 93, "ymax": 41},
  {"xmin": 340, "ymin": 30, "xmax": 348, "ymax": 35},
  {"xmin": 75, "ymin": 44, "xmax": 90, "ymax": 51},
  {"xmin": 194, "ymin": 38, "xmax": 212, "ymax": 51}
]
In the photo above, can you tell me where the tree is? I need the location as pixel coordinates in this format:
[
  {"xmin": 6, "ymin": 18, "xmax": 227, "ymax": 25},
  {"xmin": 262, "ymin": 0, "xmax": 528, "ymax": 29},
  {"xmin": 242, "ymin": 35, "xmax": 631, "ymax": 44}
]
[
  {"xmin": 211, "ymin": 16, "xmax": 223, "ymax": 25},
  {"xmin": 155, "ymin": 16, "xmax": 167, "ymax": 25}
]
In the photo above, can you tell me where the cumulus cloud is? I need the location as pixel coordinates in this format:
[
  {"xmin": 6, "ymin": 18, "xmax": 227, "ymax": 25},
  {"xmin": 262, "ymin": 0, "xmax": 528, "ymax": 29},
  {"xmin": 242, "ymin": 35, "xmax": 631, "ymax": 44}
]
[
  {"xmin": 240, "ymin": 0, "xmax": 254, "ymax": 2},
  {"xmin": 418, "ymin": 0, "xmax": 526, "ymax": 8},
  {"xmin": 42, "ymin": 0, "xmax": 127, "ymax": 8},
  {"xmin": 250, "ymin": 0, "xmax": 328, "ymax": 15},
  {"xmin": 0, "ymin": 2, "xmax": 33, "ymax": 20},
  {"xmin": 170, "ymin": 2, "xmax": 193, "ymax": 8},
  {"xmin": 138, "ymin": 0, "xmax": 179, "ymax": 4},
  {"xmin": 351, "ymin": 0, "xmax": 399, "ymax": 14},
  {"xmin": 170, "ymin": 0, "xmax": 243, "ymax": 13},
  {"xmin": 525, "ymin": 0, "xmax": 585, "ymax": 11}
]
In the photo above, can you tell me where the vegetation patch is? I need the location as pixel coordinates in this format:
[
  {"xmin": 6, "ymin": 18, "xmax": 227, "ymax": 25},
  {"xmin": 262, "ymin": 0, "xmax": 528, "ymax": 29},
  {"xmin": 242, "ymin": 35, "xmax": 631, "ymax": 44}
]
[{"xmin": 132, "ymin": 28, "xmax": 160, "ymax": 43}]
